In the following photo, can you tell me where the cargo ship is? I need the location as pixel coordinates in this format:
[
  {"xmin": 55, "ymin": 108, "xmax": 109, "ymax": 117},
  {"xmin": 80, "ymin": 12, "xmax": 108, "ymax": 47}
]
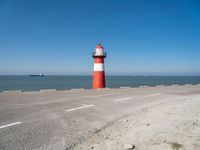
[{"xmin": 28, "ymin": 73, "xmax": 44, "ymax": 77}]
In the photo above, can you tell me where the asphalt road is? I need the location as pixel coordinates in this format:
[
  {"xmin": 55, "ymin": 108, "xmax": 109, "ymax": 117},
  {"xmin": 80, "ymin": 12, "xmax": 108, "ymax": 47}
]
[{"xmin": 0, "ymin": 85, "xmax": 200, "ymax": 150}]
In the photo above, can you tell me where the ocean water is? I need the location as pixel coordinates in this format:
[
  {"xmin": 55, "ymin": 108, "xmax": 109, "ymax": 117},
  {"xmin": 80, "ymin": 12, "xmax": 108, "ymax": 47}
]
[{"xmin": 0, "ymin": 76, "xmax": 200, "ymax": 92}]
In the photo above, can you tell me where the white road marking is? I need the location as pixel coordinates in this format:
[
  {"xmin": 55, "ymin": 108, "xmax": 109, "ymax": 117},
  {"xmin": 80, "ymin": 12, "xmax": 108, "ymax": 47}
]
[
  {"xmin": 145, "ymin": 93, "xmax": 161, "ymax": 97},
  {"xmin": 114, "ymin": 97, "xmax": 132, "ymax": 102},
  {"xmin": 66, "ymin": 105, "xmax": 95, "ymax": 112},
  {"xmin": 0, "ymin": 122, "xmax": 22, "ymax": 129}
]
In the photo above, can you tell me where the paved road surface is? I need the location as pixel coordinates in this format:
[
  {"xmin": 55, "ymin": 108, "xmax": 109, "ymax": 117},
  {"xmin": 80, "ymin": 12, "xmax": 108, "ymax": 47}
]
[{"xmin": 0, "ymin": 85, "xmax": 200, "ymax": 150}]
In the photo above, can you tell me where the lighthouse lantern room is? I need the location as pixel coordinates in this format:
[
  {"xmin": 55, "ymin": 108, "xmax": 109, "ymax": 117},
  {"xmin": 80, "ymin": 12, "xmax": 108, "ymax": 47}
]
[{"xmin": 92, "ymin": 43, "xmax": 106, "ymax": 89}]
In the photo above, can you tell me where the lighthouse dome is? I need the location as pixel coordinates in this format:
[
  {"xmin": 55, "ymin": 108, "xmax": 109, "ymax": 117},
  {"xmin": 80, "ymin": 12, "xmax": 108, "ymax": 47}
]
[{"xmin": 96, "ymin": 43, "xmax": 103, "ymax": 49}]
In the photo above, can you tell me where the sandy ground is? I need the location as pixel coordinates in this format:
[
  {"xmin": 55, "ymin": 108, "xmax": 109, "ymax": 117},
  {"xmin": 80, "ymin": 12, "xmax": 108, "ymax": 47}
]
[{"xmin": 72, "ymin": 94, "xmax": 200, "ymax": 150}]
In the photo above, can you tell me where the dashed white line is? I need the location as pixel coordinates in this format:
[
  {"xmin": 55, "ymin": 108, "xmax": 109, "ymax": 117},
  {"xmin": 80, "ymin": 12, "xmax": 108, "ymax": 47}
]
[
  {"xmin": 0, "ymin": 122, "xmax": 22, "ymax": 129},
  {"xmin": 114, "ymin": 97, "xmax": 132, "ymax": 102},
  {"xmin": 66, "ymin": 105, "xmax": 95, "ymax": 112}
]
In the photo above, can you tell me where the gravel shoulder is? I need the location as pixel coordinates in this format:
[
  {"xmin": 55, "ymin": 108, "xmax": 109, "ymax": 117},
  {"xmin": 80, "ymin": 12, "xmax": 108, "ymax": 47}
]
[{"xmin": 72, "ymin": 94, "xmax": 200, "ymax": 150}]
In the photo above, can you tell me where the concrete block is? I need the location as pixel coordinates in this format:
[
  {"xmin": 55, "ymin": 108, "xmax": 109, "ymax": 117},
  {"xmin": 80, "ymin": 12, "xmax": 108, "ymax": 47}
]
[
  {"xmin": 3, "ymin": 90, "xmax": 22, "ymax": 94},
  {"xmin": 70, "ymin": 88, "xmax": 85, "ymax": 92},
  {"xmin": 156, "ymin": 85, "xmax": 165, "ymax": 87},
  {"xmin": 22, "ymin": 91, "xmax": 40, "ymax": 94},
  {"xmin": 96, "ymin": 87, "xmax": 110, "ymax": 90},
  {"xmin": 171, "ymin": 84, "xmax": 180, "ymax": 86},
  {"xmin": 139, "ymin": 86, "xmax": 149, "ymax": 88},
  {"xmin": 40, "ymin": 89, "xmax": 56, "ymax": 92},
  {"xmin": 58, "ymin": 90, "xmax": 71, "ymax": 92},
  {"xmin": 184, "ymin": 84, "xmax": 192, "ymax": 86},
  {"xmin": 120, "ymin": 87, "xmax": 131, "ymax": 89}
]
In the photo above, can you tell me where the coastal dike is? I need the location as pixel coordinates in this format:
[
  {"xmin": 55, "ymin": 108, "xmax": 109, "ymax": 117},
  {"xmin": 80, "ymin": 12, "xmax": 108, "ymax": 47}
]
[{"xmin": 0, "ymin": 84, "xmax": 200, "ymax": 150}]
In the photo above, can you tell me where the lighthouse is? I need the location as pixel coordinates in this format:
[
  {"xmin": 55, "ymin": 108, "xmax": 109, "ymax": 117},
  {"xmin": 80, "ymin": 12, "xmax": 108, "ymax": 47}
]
[{"xmin": 92, "ymin": 43, "xmax": 106, "ymax": 89}]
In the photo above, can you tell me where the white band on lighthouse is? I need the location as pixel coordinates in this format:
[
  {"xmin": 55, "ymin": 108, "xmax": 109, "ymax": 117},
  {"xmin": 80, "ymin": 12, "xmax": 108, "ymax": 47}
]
[{"xmin": 94, "ymin": 63, "xmax": 104, "ymax": 71}]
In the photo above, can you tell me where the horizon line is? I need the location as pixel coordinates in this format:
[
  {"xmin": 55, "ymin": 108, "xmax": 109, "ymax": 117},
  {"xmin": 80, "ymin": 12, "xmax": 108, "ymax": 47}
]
[{"xmin": 0, "ymin": 74, "xmax": 200, "ymax": 77}]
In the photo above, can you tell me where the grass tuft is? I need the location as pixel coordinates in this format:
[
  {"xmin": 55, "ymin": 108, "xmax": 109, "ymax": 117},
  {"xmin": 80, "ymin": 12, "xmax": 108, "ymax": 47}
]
[{"xmin": 170, "ymin": 142, "xmax": 183, "ymax": 150}]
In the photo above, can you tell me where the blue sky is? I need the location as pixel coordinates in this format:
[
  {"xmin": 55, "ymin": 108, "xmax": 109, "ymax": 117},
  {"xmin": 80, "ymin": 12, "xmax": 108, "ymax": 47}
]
[{"xmin": 0, "ymin": 0, "xmax": 200, "ymax": 75}]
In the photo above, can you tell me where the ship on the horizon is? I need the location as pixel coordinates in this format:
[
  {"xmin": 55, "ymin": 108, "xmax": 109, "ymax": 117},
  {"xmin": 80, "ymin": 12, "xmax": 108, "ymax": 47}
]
[{"xmin": 28, "ymin": 73, "xmax": 44, "ymax": 77}]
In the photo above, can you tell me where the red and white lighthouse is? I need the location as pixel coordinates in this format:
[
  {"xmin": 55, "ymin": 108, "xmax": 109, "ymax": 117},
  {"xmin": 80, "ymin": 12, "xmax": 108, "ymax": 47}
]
[{"xmin": 92, "ymin": 43, "xmax": 106, "ymax": 89}]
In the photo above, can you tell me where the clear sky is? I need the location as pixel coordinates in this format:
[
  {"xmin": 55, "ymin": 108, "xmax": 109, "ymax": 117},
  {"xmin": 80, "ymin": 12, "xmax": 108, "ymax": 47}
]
[{"xmin": 0, "ymin": 0, "xmax": 200, "ymax": 75}]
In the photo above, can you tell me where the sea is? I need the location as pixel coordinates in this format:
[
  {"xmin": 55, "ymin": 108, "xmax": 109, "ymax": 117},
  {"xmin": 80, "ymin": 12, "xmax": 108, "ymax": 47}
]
[{"xmin": 0, "ymin": 75, "xmax": 200, "ymax": 92}]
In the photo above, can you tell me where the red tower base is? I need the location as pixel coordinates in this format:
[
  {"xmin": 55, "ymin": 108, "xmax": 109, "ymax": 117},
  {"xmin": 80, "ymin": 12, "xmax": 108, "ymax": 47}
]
[{"xmin": 92, "ymin": 71, "xmax": 105, "ymax": 89}]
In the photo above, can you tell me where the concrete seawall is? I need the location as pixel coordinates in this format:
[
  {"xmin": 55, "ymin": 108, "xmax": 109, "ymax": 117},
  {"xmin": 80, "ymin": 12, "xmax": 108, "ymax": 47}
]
[{"xmin": 0, "ymin": 83, "xmax": 199, "ymax": 94}]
